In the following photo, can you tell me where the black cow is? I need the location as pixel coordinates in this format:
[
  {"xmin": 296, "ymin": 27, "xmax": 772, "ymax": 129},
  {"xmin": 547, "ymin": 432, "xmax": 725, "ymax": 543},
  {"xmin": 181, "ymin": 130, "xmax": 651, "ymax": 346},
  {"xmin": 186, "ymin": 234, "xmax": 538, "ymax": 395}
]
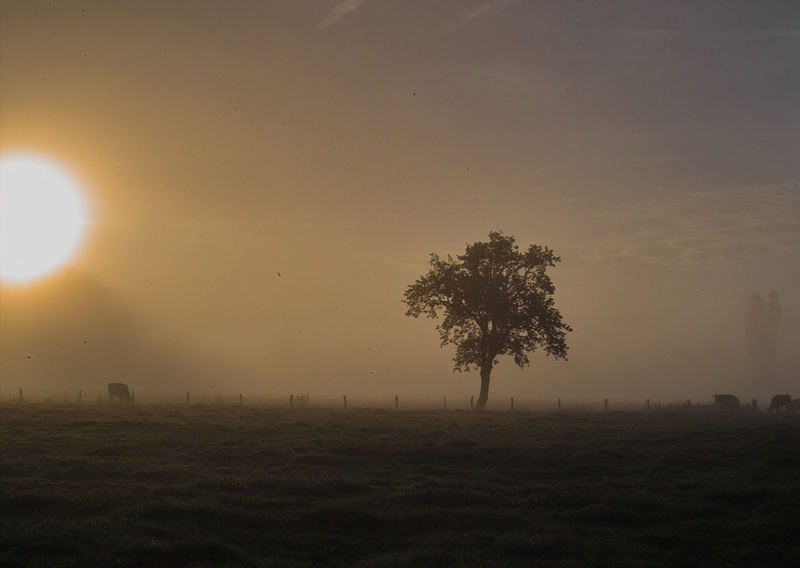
[
  {"xmin": 769, "ymin": 394, "xmax": 791, "ymax": 413},
  {"xmin": 713, "ymin": 394, "xmax": 740, "ymax": 410},
  {"xmin": 108, "ymin": 382, "xmax": 131, "ymax": 404}
]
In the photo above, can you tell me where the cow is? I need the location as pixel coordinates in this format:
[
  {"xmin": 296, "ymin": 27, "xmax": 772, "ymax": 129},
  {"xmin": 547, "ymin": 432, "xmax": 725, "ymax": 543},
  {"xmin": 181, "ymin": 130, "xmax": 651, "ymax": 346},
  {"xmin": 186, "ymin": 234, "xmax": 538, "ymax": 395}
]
[
  {"xmin": 108, "ymin": 382, "xmax": 131, "ymax": 404},
  {"xmin": 713, "ymin": 394, "xmax": 740, "ymax": 410},
  {"xmin": 769, "ymin": 394, "xmax": 791, "ymax": 413}
]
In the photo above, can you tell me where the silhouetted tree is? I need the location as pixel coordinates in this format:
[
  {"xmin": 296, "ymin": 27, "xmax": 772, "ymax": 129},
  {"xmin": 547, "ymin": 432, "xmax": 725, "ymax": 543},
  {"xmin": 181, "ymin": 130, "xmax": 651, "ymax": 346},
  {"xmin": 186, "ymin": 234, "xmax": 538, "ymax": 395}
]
[
  {"xmin": 745, "ymin": 290, "xmax": 781, "ymax": 382},
  {"xmin": 403, "ymin": 232, "xmax": 571, "ymax": 411}
]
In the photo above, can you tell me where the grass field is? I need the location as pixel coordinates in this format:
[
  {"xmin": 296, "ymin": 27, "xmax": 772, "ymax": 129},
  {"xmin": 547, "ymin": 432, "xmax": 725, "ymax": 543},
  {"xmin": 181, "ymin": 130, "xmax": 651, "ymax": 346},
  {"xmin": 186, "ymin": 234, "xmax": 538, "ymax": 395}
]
[{"xmin": 2, "ymin": 404, "xmax": 799, "ymax": 567}]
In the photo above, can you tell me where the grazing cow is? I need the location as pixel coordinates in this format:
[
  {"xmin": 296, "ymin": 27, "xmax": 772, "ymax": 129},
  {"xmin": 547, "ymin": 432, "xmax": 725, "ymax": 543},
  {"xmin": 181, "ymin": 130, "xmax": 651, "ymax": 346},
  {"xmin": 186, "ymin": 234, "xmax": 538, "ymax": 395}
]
[
  {"xmin": 713, "ymin": 394, "xmax": 740, "ymax": 410},
  {"xmin": 108, "ymin": 382, "xmax": 131, "ymax": 404},
  {"xmin": 769, "ymin": 394, "xmax": 791, "ymax": 413}
]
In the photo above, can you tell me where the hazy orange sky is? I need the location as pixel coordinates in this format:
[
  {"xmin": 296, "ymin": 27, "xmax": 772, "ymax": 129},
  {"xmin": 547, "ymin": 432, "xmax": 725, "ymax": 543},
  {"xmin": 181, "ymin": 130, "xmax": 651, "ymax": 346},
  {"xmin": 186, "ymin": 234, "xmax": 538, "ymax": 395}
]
[{"xmin": 2, "ymin": 1, "xmax": 799, "ymax": 406}]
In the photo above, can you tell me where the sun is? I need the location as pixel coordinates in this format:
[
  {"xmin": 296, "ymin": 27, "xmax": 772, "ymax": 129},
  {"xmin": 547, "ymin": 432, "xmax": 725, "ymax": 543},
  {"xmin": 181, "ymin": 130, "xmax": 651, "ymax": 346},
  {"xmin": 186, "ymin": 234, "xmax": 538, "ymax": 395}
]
[{"xmin": 0, "ymin": 154, "xmax": 89, "ymax": 285}]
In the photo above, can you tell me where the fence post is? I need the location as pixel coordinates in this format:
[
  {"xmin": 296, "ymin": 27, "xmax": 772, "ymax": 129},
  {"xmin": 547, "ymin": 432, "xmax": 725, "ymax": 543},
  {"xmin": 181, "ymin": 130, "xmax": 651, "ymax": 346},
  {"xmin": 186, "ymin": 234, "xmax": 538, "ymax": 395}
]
[
  {"xmin": 19, "ymin": 388, "xmax": 23, "ymax": 402},
  {"xmin": 646, "ymin": 398, "xmax": 650, "ymax": 411},
  {"xmin": 510, "ymin": 396, "xmax": 514, "ymax": 410},
  {"xmin": 186, "ymin": 392, "xmax": 190, "ymax": 405},
  {"xmin": 343, "ymin": 395, "xmax": 348, "ymax": 409},
  {"xmin": 78, "ymin": 389, "xmax": 82, "ymax": 404},
  {"xmin": 470, "ymin": 396, "xmax": 474, "ymax": 410},
  {"xmin": 752, "ymin": 398, "xmax": 757, "ymax": 410},
  {"xmin": 557, "ymin": 397, "xmax": 561, "ymax": 411},
  {"xmin": 443, "ymin": 396, "xmax": 447, "ymax": 409},
  {"xmin": 604, "ymin": 398, "xmax": 608, "ymax": 412},
  {"xmin": 290, "ymin": 394, "xmax": 294, "ymax": 408},
  {"xmin": 395, "ymin": 395, "xmax": 399, "ymax": 410},
  {"xmin": 239, "ymin": 393, "xmax": 243, "ymax": 407}
]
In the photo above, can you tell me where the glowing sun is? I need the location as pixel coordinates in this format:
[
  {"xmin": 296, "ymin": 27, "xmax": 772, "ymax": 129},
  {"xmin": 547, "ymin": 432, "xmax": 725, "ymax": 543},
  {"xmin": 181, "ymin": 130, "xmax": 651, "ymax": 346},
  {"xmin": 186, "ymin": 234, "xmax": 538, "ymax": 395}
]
[{"xmin": 0, "ymin": 154, "xmax": 89, "ymax": 285}]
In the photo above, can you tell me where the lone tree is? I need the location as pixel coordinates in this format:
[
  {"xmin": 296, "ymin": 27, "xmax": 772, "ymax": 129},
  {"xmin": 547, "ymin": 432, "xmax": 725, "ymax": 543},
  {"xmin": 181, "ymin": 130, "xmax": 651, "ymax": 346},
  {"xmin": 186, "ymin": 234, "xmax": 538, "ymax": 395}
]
[{"xmin": 403, "ymin": 232, "xmax": 571, "ymax": 411}]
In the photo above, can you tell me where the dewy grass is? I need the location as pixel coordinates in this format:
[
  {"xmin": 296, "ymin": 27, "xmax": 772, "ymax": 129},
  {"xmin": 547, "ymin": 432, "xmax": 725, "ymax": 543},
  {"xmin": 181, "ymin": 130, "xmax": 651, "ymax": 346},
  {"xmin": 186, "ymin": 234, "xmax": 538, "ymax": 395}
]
[{"xmin": 1, "ymin": 405, "xmax": 799, "ymax": 567}]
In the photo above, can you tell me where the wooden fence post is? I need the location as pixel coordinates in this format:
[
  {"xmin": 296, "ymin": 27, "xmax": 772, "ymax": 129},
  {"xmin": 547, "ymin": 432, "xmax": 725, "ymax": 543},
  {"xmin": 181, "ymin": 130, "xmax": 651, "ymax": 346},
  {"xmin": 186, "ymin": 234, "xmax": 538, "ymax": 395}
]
[
  {"xmin": 443, "ymin": 396, "xmax": 447, "ymax": 409},
  {"xmin": 604, "ymin": 398, "xmax": 608, "ymax": 412},
  {"xmin": 290, "ymin": 394, "xmax": 294, "ymax": 408},
  {"xmin": 395, "ymin": 395, "xmax": 399, "ymax": 410},
  {"xmin": 510, "ymin": 396, "xmax": 514, "ymax": 410},
  {"xmin": 557, "ymin": 397, "xmax": 561, "ymax": 411},
  {"xmin": 78, "ymin": 389, "xmax": 82, "ymax": 404},
  {"xmin": 343, "ymin": 395, "xmax": 348, "ymax": 409},
  {"xmin": 186, "ymin": 392, "xmax": 190, "ymax": 405},
  {"xmin": 239, "ymin": 393, "xmax": 243, "ymax": 407},
  {"xmin": 470, "ymin": 396, "xmax": 474, "ymax": 410},
  {"xmin": 646, "ymin": 398, "xmax": 650, "ymax": 411},
  {"xmin": 19, "ymin": 388, "xmax": 23, "ymax": 402}
]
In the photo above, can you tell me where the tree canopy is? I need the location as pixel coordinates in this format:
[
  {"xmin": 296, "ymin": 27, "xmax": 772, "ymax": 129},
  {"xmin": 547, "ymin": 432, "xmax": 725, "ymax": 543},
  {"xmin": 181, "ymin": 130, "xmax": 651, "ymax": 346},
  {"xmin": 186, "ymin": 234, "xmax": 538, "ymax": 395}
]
[{"xmin": 403, "ymin": 231, "xmax": 571, "ymax": 410}]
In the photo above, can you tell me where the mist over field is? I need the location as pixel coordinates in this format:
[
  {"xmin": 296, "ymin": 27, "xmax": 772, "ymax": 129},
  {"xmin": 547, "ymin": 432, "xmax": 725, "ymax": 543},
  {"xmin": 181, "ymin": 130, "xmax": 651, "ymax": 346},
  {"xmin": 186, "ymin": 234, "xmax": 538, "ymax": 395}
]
[
  {"xmin": 2, "ymin": 1, "xmax": 799, "ymax": 406},
  {"xmin": 3, "ymin": 261, "xmax": 799, "ymax": 407}
]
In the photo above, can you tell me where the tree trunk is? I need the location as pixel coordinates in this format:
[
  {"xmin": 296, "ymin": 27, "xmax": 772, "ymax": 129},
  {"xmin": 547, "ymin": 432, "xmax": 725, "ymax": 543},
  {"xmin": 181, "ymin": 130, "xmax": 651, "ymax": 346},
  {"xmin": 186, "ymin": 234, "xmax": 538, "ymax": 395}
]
[{"xmin": 475, "ymin": 364, "xmax": 492, "ymax": 411}]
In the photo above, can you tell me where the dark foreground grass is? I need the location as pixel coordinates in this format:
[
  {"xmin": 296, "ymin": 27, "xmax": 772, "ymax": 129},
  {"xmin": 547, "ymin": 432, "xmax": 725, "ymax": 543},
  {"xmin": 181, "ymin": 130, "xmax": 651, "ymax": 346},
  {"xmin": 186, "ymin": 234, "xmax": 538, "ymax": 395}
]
[{"xmin": 2, "ymin": 405, "xmax": 799, "ymax": 567}]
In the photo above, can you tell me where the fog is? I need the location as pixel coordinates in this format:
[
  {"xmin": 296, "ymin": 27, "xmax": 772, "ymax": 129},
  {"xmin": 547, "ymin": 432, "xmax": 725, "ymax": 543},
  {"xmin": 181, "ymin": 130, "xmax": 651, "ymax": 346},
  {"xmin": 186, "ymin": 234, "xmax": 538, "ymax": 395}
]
[{"xmin": 2, "ymin": 1, "xmax": 799, "ymax": 406}]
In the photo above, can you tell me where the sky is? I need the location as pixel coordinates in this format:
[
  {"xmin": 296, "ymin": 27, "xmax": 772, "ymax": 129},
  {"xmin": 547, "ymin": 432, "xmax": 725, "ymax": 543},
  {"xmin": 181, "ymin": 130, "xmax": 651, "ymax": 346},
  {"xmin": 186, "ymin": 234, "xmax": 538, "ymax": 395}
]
[{"xmin": 1, "ymin": 0, "xmax": 799, "ymax": 407}]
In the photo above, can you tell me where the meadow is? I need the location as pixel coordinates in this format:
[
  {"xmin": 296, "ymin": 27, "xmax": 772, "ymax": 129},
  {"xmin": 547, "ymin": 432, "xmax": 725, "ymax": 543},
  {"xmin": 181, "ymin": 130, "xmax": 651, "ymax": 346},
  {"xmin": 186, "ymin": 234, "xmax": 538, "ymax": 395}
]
[{"xmin": 1, "ymin": 403, "xmax": 799, "ymax": 567}]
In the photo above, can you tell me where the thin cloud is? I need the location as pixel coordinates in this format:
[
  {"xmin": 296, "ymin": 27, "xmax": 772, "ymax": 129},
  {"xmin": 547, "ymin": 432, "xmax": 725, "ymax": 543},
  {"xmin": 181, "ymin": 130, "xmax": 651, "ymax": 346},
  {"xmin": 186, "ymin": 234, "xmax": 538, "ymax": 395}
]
[
  {"xmin": 608, "ymin": 28, "xmax": 678, "ymax": 43},
  {"xmin": 603, "ymin": 28, "xmax": 680, "ymax": 58},
  {"xmin": 569, "ymin": 183, "xmax": 800, "ymax": 266},
  {"xmin": 318, "ymin": 0, "xmax": 369, "ymax": 30},
  {"xmin": 458, "ymin": 0, "xmax": 517, "ymax": 24}
]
